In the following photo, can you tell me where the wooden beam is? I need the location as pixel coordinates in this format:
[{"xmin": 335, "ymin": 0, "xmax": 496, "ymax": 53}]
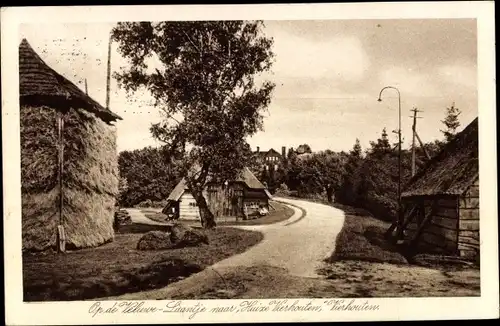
[
  {"xmin": 397, "ymin": 204, "xmax": 418, "ymax": 239},
  {"xmin": 105, "ymin": 34, "xmax": 112, "ymax": 109},
  {"xmin": 57, "ymin": 111, "xmax": 66, "ymax": 253},
  {"xmin": 415, "ymin": 131, "xmax": 432, "ymax": 160},
  {"xmin": 408, "ymin": 201, "xmax": 438, "ymax": 248}
]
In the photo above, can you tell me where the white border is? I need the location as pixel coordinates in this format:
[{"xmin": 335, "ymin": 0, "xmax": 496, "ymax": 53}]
[{"xmin": 2, "ymin": 2, "xmax": 498, "ymax": 324}]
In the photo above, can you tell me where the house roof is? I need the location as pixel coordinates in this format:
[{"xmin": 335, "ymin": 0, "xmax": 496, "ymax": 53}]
[
  {"xmin": 235, "ymin": 167, "xmax": 267, "ymax": 189},
  {"xmin": 401, "ymin": 117, "xmax": 478, "ymax": 198},
  {"xmin": 166, "ymin": 167, "xmax": 271, "ymax": 201},
  {"xmin": 253, "ymin": 148, "xmax": 282, "ymax": 158},
  {"xmin": 19, "ymin": 38, "xmax": 122, "ymax": 123},
  {"xmin": 167, "ymin": 178, "xmax": 188, "ymax": 201}
]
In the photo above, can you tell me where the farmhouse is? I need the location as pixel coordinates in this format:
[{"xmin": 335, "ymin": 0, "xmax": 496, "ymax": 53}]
[
  {"xmin": 399, "ymin": 117, "xmax": 479, "ymax": 260},
  {"xmin": 165, "ymin": 167, "xmax": 272, "ymax": 220},
  {"xmin": 20, "ymin": 39, "xmax": 122, "ymax": 251},
  {"xmin": 254, "ymin": 146, "xmax": 286, "ymax": 171}
]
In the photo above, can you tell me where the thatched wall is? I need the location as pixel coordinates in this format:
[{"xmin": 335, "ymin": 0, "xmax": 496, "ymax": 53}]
[
  {"xmin": 21, "ymin": 104, "xmax": 119, "ymax": 251},
  {"xmin": 21, "ymin": 105, "xmax": 60, "ymax": 250}
]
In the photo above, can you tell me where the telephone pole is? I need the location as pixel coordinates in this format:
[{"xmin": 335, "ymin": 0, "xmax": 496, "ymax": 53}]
[
  {"xmin": 84, "ymin": 78, "xmax": 88, "ymax": 95},
  {"xmin": 105, "ymin": 34, "xmax": 112, "ymax": 109},
  {"xmin": 410, "ymin": 107, "xmax": 423, "ymax": 177}
]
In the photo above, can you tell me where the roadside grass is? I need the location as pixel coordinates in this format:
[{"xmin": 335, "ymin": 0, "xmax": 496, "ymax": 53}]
[
  {"xmin": 23, "ymin": 224, "xmax": 263, "ymax": 301},
  {"xmin": 328, "ymin": 203, "xmax": 408, "ymax": 265},
  {"xmin": 140, "ymin": 201, "xmax": 295, "ymax": 226}
]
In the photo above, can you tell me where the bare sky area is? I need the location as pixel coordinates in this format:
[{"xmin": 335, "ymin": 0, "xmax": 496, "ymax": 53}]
[{"xmin": 20, "ymin": 19, "xmax": 477, "ymax": 153}]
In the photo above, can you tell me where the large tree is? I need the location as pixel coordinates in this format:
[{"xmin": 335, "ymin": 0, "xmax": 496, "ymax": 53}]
[{"xmin": 112, "ymin": 21, "xmax": 275, "ymax": 228}]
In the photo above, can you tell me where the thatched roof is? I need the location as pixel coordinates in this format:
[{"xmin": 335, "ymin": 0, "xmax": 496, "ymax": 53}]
[
  {"xmin": 167, "ymin": 178, "xmax": 188, "ymax": 201},
  {"xmin": 167, "ymin": 167, "xmax": 270, "ymax": 201},
  {"xmin": 235, "ymin": 167, "xmax": 267, "ymax": 189},
  {"xmin": 402, "ymin": 117, "xmax": 478, "ymax": 198},
  {"xmin": 19, "ymin": 38, "xmax": 122, "ymax": 123}
]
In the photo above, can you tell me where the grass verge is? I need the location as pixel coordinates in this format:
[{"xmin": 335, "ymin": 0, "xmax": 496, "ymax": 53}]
[
  {"xmin": 23, "ymin": 224, "xmax": 263, "ymax": 301},
  {"xmin": 328, "ymin": 203, "xmax": 408, "ymax": 265},
  {"xmin": 141, "ymin": 201, "xmax": 295, "ymax": 226}
]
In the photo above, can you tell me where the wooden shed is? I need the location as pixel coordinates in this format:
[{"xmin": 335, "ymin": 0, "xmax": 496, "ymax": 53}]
[
  {"xmin": 399, "ymin": 117, "xmax": 479, "ymax": 260},
  {"xmin": 20, "ymin": 39, "xmax": 122, "ymax": 251},
  {"xmin": 165, "ymin": 167, "xmax": 272, "ymax": 220}
]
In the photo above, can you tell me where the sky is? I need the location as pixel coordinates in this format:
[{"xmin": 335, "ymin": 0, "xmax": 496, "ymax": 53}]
[{"xmin": 19, "ymin": 19, "xmax": 477, "ymax": 154}]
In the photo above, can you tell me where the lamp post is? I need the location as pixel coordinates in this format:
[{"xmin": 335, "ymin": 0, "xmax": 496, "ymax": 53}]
[{"xmin": 378, "ymin": 86, "xmax": 402, "ymax": 240}]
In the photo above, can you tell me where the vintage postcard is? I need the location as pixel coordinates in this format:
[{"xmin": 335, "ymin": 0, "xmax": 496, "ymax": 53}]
[{"xmin": 2, "ymin": 2, "xmax": 498, "ymax": 325}]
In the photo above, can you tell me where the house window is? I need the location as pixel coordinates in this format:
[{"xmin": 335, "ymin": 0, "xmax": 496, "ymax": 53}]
[{"xmin": 189, "ymin": 202, "xmax": 197, "ymax": 207}]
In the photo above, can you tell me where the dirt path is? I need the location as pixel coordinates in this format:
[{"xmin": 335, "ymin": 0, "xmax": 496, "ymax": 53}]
[
  {"xmin": 125, "ymin": 208, "xmax": 168, "ymax": 225},
  {"xmin": 111, "ymin": 198, "xmax": 345, "ymax": 300}
]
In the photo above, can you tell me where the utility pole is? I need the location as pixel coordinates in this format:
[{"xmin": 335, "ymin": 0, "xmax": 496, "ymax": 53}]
[
  {"xmin": 84, "ymin": 78, "xmax": 88, "ymax": 95},
  {"xmin": 410, "ymin": 107, "xmax": 423, "ymax": 177},
  {"xmin": 105, "ymin": 34, "xmax": 112, "ymax": 109}
]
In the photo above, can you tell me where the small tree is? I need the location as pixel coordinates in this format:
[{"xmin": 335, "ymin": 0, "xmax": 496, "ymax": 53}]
[
  {"xmin": 441, "ymin": 103, "xmax": 461, "ymax": 142},
  {"xmin": 112, "ymin": 21, "xmax": 275, "ymax": 228}
]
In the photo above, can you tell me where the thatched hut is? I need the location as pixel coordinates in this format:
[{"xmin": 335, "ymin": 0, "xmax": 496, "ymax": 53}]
[
  {"xmin": 400, "ymin": 117, "xmax": 479, "ymax": 260},
  {"xmin": 20, "ymin": 39, "xmax": 122, "ymax": 251},
  {"xmin": 165, "ymin": 167, "xmax": 272, "ymax": 220}
]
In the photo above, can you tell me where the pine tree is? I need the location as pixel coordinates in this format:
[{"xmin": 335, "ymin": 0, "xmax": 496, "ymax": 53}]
[
  {"xmin": 370, "ymin": 127, "xmax": 392, "ymax": 157},
  {"xmin": 350, "ymin": 138, "xmax": 362, "ymax": 158},
  {"xmin": 441, "ymin": 103, "xmax": 461, "ymax": 142}
]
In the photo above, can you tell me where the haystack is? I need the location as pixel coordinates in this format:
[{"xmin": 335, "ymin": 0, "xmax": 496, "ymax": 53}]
[{"xmin": 20, "ymin": 38, "xmax": 122, "ymax": 251}]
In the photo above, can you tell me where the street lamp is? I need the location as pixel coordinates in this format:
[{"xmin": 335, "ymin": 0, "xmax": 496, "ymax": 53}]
[{"xmin": 378, "ymin": 86, "xmax": 402, "ymax": 241}]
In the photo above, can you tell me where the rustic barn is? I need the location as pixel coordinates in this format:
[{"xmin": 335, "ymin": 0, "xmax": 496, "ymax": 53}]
[
  {"xmin": 399, "ymin": 117, "xmax": 479, "ymax": 260},
  {"xmin": 20, "ymin": 39, "xmax": 122, "ymax": 251},
  {"xmin": 165, "ymin": 167, "xmax": 272, "ymax": 220}
]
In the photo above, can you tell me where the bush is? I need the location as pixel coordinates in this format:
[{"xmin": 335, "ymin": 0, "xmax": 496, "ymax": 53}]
[
  {"xmin": 137, "ymin": 231, "xmax": 173, "ymax": 251},
  {"xmin": 170, "ymin": 223, "xmax": 209, "ymax": 248},
  {"xmin": 274, "ymin": 183, "xmax": 290, "ymax": 196},
  {"xmin": 136, "ymin": 199, "xmax": 169, "ymax": 209}
]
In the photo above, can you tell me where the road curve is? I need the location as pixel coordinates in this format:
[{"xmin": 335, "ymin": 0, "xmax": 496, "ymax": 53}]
[
  {"xmin": 110, "ymin": 198, "xmax": 345, "ymax": 300},
  {"xmin": 124, "ymin": 208, "xmax": 169, "ymax": 225},
  {"xmin": 214, "ymin": 197, "xmax": 345, "ymax": 278}
]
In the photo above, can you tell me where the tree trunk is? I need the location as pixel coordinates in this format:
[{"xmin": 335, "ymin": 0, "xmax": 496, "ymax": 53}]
[{"xmin": 191, "ymin": 187, "xmax": 216, "ymax": 229}]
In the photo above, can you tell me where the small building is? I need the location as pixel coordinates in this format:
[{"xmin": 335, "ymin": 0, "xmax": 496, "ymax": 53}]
[
  {"xmin": 20, "ymin": 39, "xmax": 122, "ymax": 251},
  {"xmin": 165, "ymin": 167, "xmax": 272, "ymax": 220},
  {"xmin": 400, "ymin": 117, "xmax": 479, "ymax": 260}
]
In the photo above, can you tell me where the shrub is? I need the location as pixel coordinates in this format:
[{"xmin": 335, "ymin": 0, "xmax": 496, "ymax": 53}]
[{"xmin": 137, "ymin": 231, "xmax": 173, "ymax": 251}]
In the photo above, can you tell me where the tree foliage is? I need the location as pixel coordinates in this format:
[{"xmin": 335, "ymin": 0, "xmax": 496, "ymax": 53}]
[
  {"xmin": 112, "ymin": 21, "xmax": 275, "ymax": 228},
  {"xmin": 118, "ymin": 146, "xmax": 183, "ymax": 207}
]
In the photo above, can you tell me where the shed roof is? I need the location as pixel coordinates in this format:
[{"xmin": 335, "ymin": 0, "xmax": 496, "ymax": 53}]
[
  {"xmin": 401, "ymin": 117, "xmax": 478, "ymax": 198},
  {"xmin": 166, "ymin": 167, "xmax": 270, "ymax": 201},
  {"xmin": 19, "ymin": 38, "xmax": 122, "ymax": 123}
]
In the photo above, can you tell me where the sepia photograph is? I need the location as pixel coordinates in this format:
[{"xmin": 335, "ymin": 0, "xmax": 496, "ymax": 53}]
[{"xmin": 2, "ymin": 2, "xmax": 498, "ymax": 324}]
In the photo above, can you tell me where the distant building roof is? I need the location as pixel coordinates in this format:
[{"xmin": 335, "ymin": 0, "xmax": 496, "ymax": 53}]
[
  {"xmin": 401, "ymin": 117, "xmax": 478, "ymax": 198},
  {"xmin": 19, "ymin": 38, "xmax": 122, "ymax": 123},
  {"xmin": 253, "ymin": 148, "xmax": 283, "ymax": 158}
]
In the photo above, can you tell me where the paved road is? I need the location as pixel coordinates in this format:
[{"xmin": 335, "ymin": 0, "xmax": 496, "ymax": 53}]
[
  {"xmin": 124, "ymin": 208, "xmax": 168, "ymax": 226},
  {"xmin": 213, "ymin": 197, "xmax": 345, "ymax": 278}
]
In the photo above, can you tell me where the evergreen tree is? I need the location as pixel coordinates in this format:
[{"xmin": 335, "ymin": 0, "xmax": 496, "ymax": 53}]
[
  {"xmin": 441, "ymin": 103, "xmax": 461, "ymax": 142},
  {"xmin": 369, "ymin": 127, "xmax": 392, "ymax": 157}
]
